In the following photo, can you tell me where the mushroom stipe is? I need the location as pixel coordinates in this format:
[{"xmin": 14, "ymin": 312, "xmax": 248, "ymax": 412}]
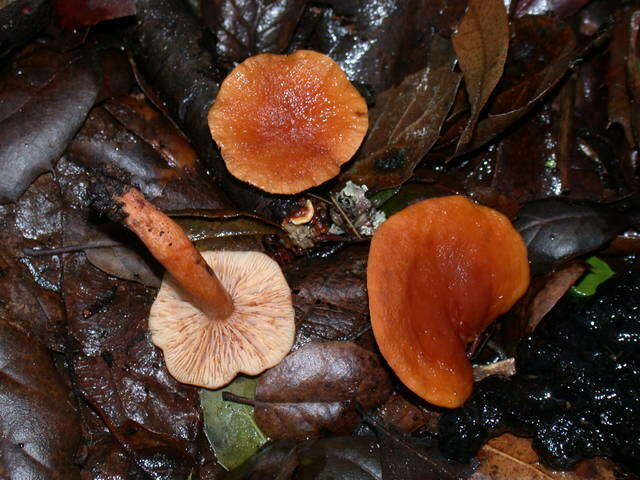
[{"xmin": 113, "ymin": 188, "xmax": 295, "ymax": 388}]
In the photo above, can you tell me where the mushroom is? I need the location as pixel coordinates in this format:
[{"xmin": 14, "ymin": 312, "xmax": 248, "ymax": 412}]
[
  {"xmin": 367, "ymin": 195, "xmax": 529, "ymax": 408},
  {"xmin": 114, "ymin": 188, "xmax": 295, "ymax": 388},
  {"xmin": 208, "ymin": 50, "xmax": 369, "ymax": 194}
]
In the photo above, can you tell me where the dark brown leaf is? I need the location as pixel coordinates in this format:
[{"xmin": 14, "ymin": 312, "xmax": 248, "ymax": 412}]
[
  {"xmin": 473, "ymin": 434, "xmax": 627, "ymax": 480},
  {"xmin": 56, "ymin": 156, "xmax": 218, "ymax": 478},
  {"xmin": 514, "ymin": 198, "xmax": 631, "ymax": 275},
  {"xmin": 202, "ymin": 0, "xmax": 307, "ymax": 68},
  {"xmin": 254, "ymin": 341, "xmax": 393, "ymax": 440},
  {"xmin": 0, "ymin": 318, "xmax": 81, "ymax": 479},
  {"xmin": 286, "ymin": 245, "xmax": 371, "ymax": 350},
  {"xmin": 444, "ymin": 15, "xmax": 577, "ymax": 155},
  {"xmin": 223, "ymin": 439, "xmax": 299, "ymax": 480},
  {"xmin": 364, "ymin": 413, "xmax": 474, "ymax": 480},
  {"xmin": 296, "ymin": 436, "xmax": 382, "ymax": 480},
  {"xmin": 54, "ymin": 0, "xmax": 135, "ymax": 30},
  {"xmin": 467, "ymin": 16, "xmax": 575, "ymax": 152},
  {"xmin": 303, "ymin": 0, "xmax": 466, "ymax": 94},
  {"xmin": 0, "ymin": 48, "xmax": 101, "ymax": 203},
  {"xmin": 514, "ymin": 0, "xmax": 591, "ymax": 18},
  {"xmin": 606, "ymin": 8, "xmax": 634, "ymax": 145},
  {"xmin": 0, "ymin": 0, "xmax": 51, "ymax": 57},
  {"xmin": 452, "ymin": 0, "xmax": 509, "ymax": 149},
  {"xmin": 342, "ymin": 36, "xmax": 461, "ymax": 191}
]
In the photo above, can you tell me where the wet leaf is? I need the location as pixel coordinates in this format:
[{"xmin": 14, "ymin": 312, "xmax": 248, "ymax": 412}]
[
  {"xmin": 104, "ymin": 94, "xmax": 197, "ymax": 171},
  {"xmin": 364, "ymin": 413, "xmax": 474, "ymax": 480},
  {"xmin": 514, "ymin": 198, "xmax": 631, "ymax": 275},
  {"xmin": 56, "ymin": 157, "xmax": 217, "ymax": 478},
  {"xmin": 0, "ymin": 48, "xmax": 101, "ymax": 203},
  {"xmin": 286, "ymin": 245, "xmax": 371, "ymax": 350},
  {"xmin": 342, "ymin": 36, "xmax": 461, "ymax": 191},
  {"xmin": 201, "ymin": 376, "xmax": 268, "ymax": 470},
  {"xmin": 296, "ymin": 436, "xmax": 382, "ymax": 480},
  {"xmin": 606, "ymin": 8, "xmax": 634, "ymax": 145},
  {"xmin": 444, "ymin": 15, "xmax": 577, "ymax": 155},
  {"xmin": 170, "ymin": 210, "xmax": 283, "ymax": 242},
  {"xmin": 452, "ymin": 0, "xmax": 509, "ymax": 150},
  {"xmin": 304, "ymin": 0, "xmax": 466, "ymax": 94},
  {"xmin": 514, "ymin": 0, "xmax": 591, "ymax": 18},
  {"xmin": 254, "ymin": 342, "xmax": 393, "ymax": 440},
  {"xmin": 473, "ymin": 434, "xmax": 626, "ymax": 480},
  {"xmin": 0, "ymin": 173, "xmax": 68, "ymax": 351},
  {"xmin": 0, "ymin": 0, "xmax": 51, "ymax": 57},
  {"xmin": 516, "ymin": 262, "xmax": 586, "ymax": 335},
  {"xmin": 54, "ymin": 0, "xmax": 134, "ymax": 29},
  {"xmin": 223, "ymin": 439, "xmax": 298, "ymax": 480},
  {"xmin": 203, "ymin": 0, "xmax": 307, "ymax": 68},
  {"xmin": 0, "ymin": 318, "xmax": 81, "ymax": 478}
]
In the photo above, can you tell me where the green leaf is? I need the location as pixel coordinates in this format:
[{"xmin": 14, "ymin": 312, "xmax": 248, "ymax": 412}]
[
  {"xmin": 570, "ymin": 257, "xmax": 615, "ymax": 298},
  {"xmin": 368, "ymin": 187, "xmax": 400, "ymax": 208},
  {"xmin": 201, "ymin": 376, "xmax": 269, "ymax": 470},
  {"xmin": 168, "ymin": 210, "xmax": 283, "ymax": 242}
]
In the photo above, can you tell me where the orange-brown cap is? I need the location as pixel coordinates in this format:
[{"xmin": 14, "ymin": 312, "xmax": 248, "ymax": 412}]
[
  {"xmin": 149, "ymin": 250, "xmax": 295, "ymax": 388},
  {"xmin": 208, "ymin": 50, "xmax": 369, "ymax": 194},
  {"xmin": 367, "ymin": 196, "xmax": 529, "ymax": 408}
]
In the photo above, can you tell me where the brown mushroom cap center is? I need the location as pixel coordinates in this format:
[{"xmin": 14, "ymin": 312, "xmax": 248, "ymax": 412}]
[{"xmin": 208, "ymin": 50, "xmax": 368, "ymax": 194}]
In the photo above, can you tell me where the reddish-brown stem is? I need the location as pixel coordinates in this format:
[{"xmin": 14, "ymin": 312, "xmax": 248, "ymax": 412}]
[{"xmin": 116, "ymin": 188, "xmax": 234, "ymax": 320}]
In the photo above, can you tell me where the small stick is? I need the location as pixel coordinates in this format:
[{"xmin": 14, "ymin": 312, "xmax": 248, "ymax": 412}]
[
  {"xmin": 330, "ymin": 193, "xmax": 362, "ymax": 240},
  {"xmin": 472, "ymin": 358, "xmax": 516, "ymax": 382},
  {"xmin": 222, "ymin": 392, "xmax": 256, "ymax": 406},
  {"xmin": 116, "ymin": 188, "xmax": 234, "ymax": 320},
  {"xmin": 23, "ymin": 241, "xmax": 123, "ymax": 256}
]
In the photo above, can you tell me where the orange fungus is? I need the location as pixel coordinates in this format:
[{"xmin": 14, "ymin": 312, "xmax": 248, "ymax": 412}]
[
  {"xmin": 367, "ymin": 196, "xmax": 530, "ymax": 408},
  {"xmin": 208, "ymin": 50, "xmax": 368, "ymax": 194}
]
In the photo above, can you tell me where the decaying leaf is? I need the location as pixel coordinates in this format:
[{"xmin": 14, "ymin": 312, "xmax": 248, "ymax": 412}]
[
  {"xmin": 54, "ymin": 0, "xmax": 135, "ymax": 29},
  {"xmin": 0, "ymin": 0, "xmax": 51, "ymax": 57},
  {"xmin": 365, "ymin": 412, "xmax": 475, "ymax": 480},
  {"xmin": 473, "ymin": 434, "xmax": 627, "ymax": 480},
  {"xmin": 0, "ymin": 318, "xmax": 82, "ymax": 479},
  {"xmin": 0, "ymin": 48, "xmax": 100, "ymax": 203},
  {"xmin": 514, "ymin": 198, "xmax": 631, "ymax": 275},
  {"xmin": 286, "ymin": 245, "xmax": 371, "ymax": 349},
  {"xmin": 342, "ymin": 36, "xmax": 461, "ymax": 191},
  {"xmin": 254, "ymin": 342, "xmax": 392, "ymax": 440},
  {"xmin": 514, "ymin": 0, "xmax": 591, "ymax": 18},
  {"xmin": 203, "ymin": 0, "xmax": 307, "ymax": 68},
  {"xmin": 224, "ymin": 439, "xmax": 299, "ymax": 480},
  {"xmin": 296, "ymin": 436, "xmax": 382, "ymax": 480},
  {"xmin": 452, "ymin": 0, "xmax": 509, "ymax": 149},
  {"xmin": 201, "ymin": 376, "xmax": 268, "ymax": 470}
]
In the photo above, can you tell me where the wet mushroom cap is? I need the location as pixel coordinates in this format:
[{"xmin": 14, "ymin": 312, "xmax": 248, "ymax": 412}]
[
  {"xmin": 208, "ymin": 50, "xmax": 369, "ymax": 194},
  {"xmin": 367, "ymin": 196, "xmax": 530, "ymax": 408},
  {"xmin": 149, "ymin": 250, "xmax": 295, "ymax": 388}
]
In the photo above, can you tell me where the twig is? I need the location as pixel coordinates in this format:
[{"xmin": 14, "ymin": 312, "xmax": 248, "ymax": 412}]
[
  {"xmin": 330, "ymin": 193, "xmax": 362, "ymax": 240},
  {"xmin": 22, "ymin": 240, "xmax": 123, "ymax": 256},
  {"xmin": 222, "ymin": 392, "xmax": 256, "ymax": 406},
  {"xmin": 472, "ymin": 358, "xmax": 516, "ymax": 382}
]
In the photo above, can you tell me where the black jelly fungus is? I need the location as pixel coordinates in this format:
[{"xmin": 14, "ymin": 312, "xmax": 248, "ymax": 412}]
[{"xmin": 438, "ymin": 270, "xmax": 640, "ymax": 473}]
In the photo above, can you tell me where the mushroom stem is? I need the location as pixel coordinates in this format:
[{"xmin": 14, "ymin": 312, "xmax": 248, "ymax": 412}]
[{"xmin": 116, "ymin": 188, "xmax": 234, "ymax": 320}]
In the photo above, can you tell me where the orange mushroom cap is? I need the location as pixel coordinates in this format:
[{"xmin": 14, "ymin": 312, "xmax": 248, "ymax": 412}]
[
  {"xmin": 367, "ymin": 196, "xmax": 530, "ymax": 408},
  {"xmin": 208, "ymin": 50, "xmax": 369, "ymax": 194}
]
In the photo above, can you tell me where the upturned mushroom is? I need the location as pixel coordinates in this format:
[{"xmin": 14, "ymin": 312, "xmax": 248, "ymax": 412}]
[
  {"xmin": 367, "ymin": 196, "xmax": 529, "ymax": 408},
  {"xmin": 208, "ymin": 50, "xmax": 368, "ymax": 194},
  {"xmin": 111, "ymin": 187, "xmax": 294, "ymax": 388}
]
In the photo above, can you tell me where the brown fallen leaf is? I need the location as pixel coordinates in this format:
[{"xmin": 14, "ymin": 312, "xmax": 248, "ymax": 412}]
[
  {"xmin": 452, "ymin": 0, "xmax": 509, "ymax": 150},
  {"xmin": 254, "ymin": 341, "xmax": 393, "ymax": 440},
  {"xmin": 473, "ymin": 434, "xmax": 627, "ymax": 480}
]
